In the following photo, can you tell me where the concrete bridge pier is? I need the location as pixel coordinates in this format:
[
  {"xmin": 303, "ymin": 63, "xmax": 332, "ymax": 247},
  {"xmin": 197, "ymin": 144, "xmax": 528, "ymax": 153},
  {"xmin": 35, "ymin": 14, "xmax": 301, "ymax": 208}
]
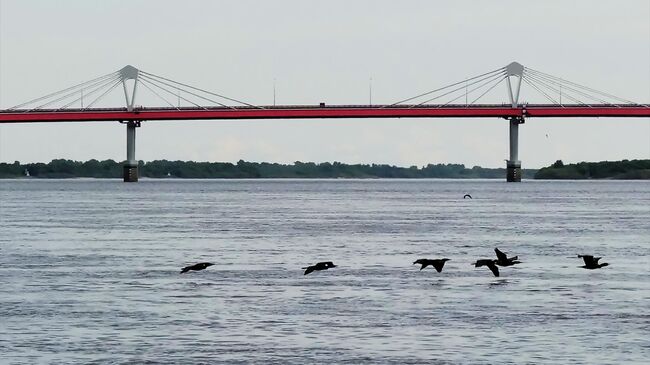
[
  {"xmin": 506, "ymin": 116, "xmax": 524, "ymax": 182},
  {"xmin": 123, "ymin": 121, "xmax": 140, "ymax": 182}
]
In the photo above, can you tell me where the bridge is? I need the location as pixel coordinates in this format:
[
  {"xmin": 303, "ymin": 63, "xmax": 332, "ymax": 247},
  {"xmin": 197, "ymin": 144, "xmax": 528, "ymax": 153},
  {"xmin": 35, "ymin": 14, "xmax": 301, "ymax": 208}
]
[{"xmin": 1, "ymin": 62, "xmax": 648, "ymax": 182}]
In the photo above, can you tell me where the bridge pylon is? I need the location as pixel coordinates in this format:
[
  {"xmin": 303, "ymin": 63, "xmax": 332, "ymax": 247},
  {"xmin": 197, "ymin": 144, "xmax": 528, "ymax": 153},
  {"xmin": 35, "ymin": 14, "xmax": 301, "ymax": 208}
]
[
  {"xmin": 507, "ymin": 116, "xmax": 524, "ymax": 182},
  {"xmin": 123, "ymin": 120, "xmax": 140, "ymax": 182},
  {"xmin": 119, "ymin": 66, "xmax": 141, "ymax": 182},
  {"xmin": 505, "ymin": 62, "xmax": 524, "ymax": 182}
]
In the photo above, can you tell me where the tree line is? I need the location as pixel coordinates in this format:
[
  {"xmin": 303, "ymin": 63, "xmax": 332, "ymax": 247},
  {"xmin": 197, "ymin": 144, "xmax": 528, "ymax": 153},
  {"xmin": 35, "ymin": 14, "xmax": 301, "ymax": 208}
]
[
  {"xmin": 3, "ymin": 158, "xmax": 647, "ymax": 179},
  {"xmin": 0, "ymin": 159, "xmax": 538, "ymax": 179},
  {"xmin": 534, "ymin": 159, "xmax": 650, "ymax": 179}
]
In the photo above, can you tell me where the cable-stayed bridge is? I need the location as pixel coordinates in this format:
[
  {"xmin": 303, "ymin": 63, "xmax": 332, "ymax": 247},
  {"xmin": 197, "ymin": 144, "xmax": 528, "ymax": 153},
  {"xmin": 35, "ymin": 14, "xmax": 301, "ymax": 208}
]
[{"xmin": 1, "ymin": 62, "xmax": 648, "ymax": 182}]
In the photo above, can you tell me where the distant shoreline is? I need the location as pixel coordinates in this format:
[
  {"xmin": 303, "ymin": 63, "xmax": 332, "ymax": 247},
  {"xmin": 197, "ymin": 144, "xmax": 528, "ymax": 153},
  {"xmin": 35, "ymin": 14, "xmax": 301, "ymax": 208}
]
[
  {"xmin": 1, "ymin": 159, "xmax": 648, "ymax": 180},
  {"xmin": 534, "ymin": 159, "xmax": 650, "ymax": 180},
  {"xmin": 1, "ymin": 159, "xmax": 536, "ymax": 179}
]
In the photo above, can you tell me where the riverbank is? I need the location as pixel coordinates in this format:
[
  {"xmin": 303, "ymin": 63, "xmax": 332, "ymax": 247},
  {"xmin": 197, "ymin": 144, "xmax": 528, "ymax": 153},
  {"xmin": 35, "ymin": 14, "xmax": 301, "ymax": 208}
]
[
  {"xmin": 0, "ymin": 159, "xmax": 538, "ymax": 179},
  {"xmin": 534, "ymin": 159, "xmax": 650, "ymax": 179},
  {"xmin": 4, "ymin": 158, "xmax": 649, "ymax": 179}
]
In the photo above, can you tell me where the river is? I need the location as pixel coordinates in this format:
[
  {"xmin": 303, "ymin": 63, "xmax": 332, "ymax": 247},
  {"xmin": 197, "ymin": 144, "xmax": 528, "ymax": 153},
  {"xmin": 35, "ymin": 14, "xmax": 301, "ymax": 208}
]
[{"xmin": 1, "ymin": 179, "xmax": 648, "ymax": 364}]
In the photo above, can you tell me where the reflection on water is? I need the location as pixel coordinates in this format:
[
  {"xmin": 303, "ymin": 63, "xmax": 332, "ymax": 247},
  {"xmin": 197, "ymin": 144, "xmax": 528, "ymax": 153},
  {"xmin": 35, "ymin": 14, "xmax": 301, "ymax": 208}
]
[
  {"xmin": 1, "ymin": 179, "xmax": 649, "ymax": 364},
  {"xmin": 488, "ymin": 279, "xmax": 511, "ymax": 287}
]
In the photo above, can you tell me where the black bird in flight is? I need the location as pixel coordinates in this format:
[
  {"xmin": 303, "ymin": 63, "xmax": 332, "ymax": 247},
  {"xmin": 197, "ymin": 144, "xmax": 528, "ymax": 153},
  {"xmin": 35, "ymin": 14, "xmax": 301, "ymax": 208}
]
[
  {"xmin": 578, "ymin": 255, "xmax": 609, "ymax": 270},
  {"xmin": 463, "ymin": 194, "xmax": 472, "ymax": 199},
  {"xmin": 474, "ymin": 259, "xmax": 500, "ymax": 277},
  {"xmin": 494, "ymin": 248, "xmax": 521, "ymax": 267},
  {"xmin": 413, "ymin": 258, "xmax": 451, "ymax": 273},
  {"xmin": 180, "ymin": 262, "xmax": 214, "ymax": 274},
  {"xmin": 303, "ymin": 261, "xmax": 337, "ymax": 275}
]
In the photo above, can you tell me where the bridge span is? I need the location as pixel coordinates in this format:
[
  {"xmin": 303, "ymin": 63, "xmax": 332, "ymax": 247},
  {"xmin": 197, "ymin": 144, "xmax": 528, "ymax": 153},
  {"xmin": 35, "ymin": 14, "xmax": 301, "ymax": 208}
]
[
  {"xmin": 1, "ymin": 104, "xmax": 649, "ymax": 123},
  {"xmin": 1, "ymin": 62, "xmax": 648, "ymax": 182}
]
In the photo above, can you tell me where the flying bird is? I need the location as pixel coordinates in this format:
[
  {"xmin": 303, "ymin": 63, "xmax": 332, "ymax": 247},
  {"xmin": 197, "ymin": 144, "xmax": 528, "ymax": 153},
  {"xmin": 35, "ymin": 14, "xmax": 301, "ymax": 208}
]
[
  {"xmin": 494, "ymin": 248, "xmax": 521, "ymax": 267},
  {"xmin": 413, "ymin": 258, "xmax": 450, "ymax": 273},
  {"xmin": 180, "ymin": 262, "xmax": 214, "ymax": 274},
  {"xmin": 578, "ymin": 255, "xmax": 609, "ymax": 270},
  {"xmin": 303, "ymin": 261, "xmax": 337, "ymax": 275},
  {"xmin": 474, "ymin": 259, "xmax": 499, "ymax": 277}
]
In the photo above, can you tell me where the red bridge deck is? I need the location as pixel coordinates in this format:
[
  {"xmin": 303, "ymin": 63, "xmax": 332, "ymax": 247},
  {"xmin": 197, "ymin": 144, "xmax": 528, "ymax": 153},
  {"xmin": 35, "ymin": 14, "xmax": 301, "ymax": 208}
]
[{"xmin": 0, "ymin": 104, "xmax": 649, "ymax": 123}]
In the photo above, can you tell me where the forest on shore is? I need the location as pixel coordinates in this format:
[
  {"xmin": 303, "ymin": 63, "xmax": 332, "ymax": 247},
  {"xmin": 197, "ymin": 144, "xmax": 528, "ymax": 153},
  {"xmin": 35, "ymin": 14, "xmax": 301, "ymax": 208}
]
[
  {"xmin": 0, "ymin": 159, "xmax": 537, "ymax": 179},
  {"xmin": 534, "ymin": 159, "xmax": 650, "ymax": 179},
  {"xmin": 2, "ymin": 158, "xmax": 648, "ymax": 179}
]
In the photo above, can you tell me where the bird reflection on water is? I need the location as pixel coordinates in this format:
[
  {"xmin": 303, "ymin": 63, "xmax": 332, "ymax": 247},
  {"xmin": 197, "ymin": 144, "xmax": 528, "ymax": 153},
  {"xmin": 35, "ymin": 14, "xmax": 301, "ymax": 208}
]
[{"xmin": 489, "ymin": 279, "xmax": 511, "ymax": 287}]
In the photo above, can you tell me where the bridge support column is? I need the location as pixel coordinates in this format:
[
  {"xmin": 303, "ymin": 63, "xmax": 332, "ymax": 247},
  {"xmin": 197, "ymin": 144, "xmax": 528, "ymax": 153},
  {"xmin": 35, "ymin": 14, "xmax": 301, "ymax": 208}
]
[
  {"xmin": 506, "ymin": 117, "xmax": 524, "ymax": 182},
  {"xmin": 123, "ymin": 121, "xmax": 140, "ymax": 182}
]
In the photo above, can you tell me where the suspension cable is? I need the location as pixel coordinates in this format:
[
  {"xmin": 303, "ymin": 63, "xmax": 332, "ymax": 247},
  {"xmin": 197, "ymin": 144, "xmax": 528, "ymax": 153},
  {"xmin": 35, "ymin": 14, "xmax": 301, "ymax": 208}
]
[
  {"xmin": 57, "ymin": 76, "xmax": 122, "ymax": 110},
  {"xmin": 84, "ymin": 79, "xmax": 124, "ymax": 109},
  {"xmin": 524, "ymin": 73, "xmax": 593, "ymax": 106},
  {"xmin": 139, "ymin": 78, "xmax": 179, "ymax": 109},
  {"xmin": 28, "ymin": 74, "xmax": 121, "ymax": 111},
  {"xmin": 415, "ymin": 70, "xmax": 507, "ymax": 106},
  {"xmin": 469, "ymin": 75, "xmax": 508, "ymax": 105},
  {"xmin": 521, "ymin": 78, "xmax": 559, "ymax": 105},
  {"xmin": 140, "ymin": 71, "xmax": 261, "ymax": 108},
  {"xmin": 139, "ymin": 74, "xmax": 233, "ymax": 109},
  {"xmin": 525, "ymin": 70, "xmax": 613, "ymax": 105},
  {"xmin": 139, "ymin": 75, "xmax": 210, "ymax": 110},
  {"xmin": 389, "ymin": 67, "xmax": 506, "ymax": 106},
  {"xmin": 9, "ymin": 72, "xmax": 119, "ymax": 110},
  {"xmin": 438, "ymin": 73, "xmax": 507, "ymax": 106},
  {"xmin": 525, "ymin": 67, "xmax": 638, "ymax": 105}
]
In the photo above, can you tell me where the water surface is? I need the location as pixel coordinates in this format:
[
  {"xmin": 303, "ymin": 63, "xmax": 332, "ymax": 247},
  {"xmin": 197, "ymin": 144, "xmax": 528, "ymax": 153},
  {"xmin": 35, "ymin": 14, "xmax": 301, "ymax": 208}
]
[{"xmin": 1, "ymin": 179, "xmax": 648, "ymax": 364}]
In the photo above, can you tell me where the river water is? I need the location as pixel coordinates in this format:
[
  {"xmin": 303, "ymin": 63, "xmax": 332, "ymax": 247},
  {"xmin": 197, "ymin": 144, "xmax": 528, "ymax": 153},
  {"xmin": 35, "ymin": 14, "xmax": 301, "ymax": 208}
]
[{"xmin": 0, "ymin": 179, "xmax": 648, "ymax": 364}]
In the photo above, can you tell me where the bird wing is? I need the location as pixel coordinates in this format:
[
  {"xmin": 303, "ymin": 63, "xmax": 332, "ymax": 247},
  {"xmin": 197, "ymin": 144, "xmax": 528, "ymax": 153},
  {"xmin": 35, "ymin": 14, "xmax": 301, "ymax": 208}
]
[
  {"xmin": 579, "ymin": 255, "xmax": 595, "ymax": 266},
  {"xmin": 494, "ymin": 248, "xmax": 508, "ymax": 262},
  {"xmin": 304, "ymin": 266, "xmax": 315, "ymax": 275},
  {"xmin": 475, "ymin": 259, "xmax": 493, "ymax": 267},
  {"xmin": 433, "ymin": 261, "xmax": 445, "ymax": 273},
  {"xmin": 487, "ymin": 262, "xmax": 500, "ymax": 277},
  {"xmin": 180, "ymin": 266, "xmax": 190, "ymax": 274}
]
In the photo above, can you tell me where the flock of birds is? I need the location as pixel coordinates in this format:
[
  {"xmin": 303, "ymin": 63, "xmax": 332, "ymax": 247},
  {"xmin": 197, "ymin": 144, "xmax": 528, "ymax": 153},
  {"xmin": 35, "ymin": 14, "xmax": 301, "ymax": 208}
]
[
  {"xmin": 180, "ymin": 249, "xmax": 609, "ymax": 276},
  {"xmin": 180, "ymin": 194, "xmax": 610, "ymax": 276}
]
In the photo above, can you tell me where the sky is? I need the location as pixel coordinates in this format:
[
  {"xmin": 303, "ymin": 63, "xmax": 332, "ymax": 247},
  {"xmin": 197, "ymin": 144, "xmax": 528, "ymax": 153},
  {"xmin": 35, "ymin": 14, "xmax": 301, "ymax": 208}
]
[{"xmin": 0, "ymin": 0, "xmax": 649, "ymax": 168}]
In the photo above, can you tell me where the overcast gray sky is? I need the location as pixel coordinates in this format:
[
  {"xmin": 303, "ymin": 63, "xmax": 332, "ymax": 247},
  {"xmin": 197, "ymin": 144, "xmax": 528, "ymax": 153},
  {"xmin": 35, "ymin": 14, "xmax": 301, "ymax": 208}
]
[{"xmin": 1, "ymin": 0, "xmax": 649, "ymax": 168}]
